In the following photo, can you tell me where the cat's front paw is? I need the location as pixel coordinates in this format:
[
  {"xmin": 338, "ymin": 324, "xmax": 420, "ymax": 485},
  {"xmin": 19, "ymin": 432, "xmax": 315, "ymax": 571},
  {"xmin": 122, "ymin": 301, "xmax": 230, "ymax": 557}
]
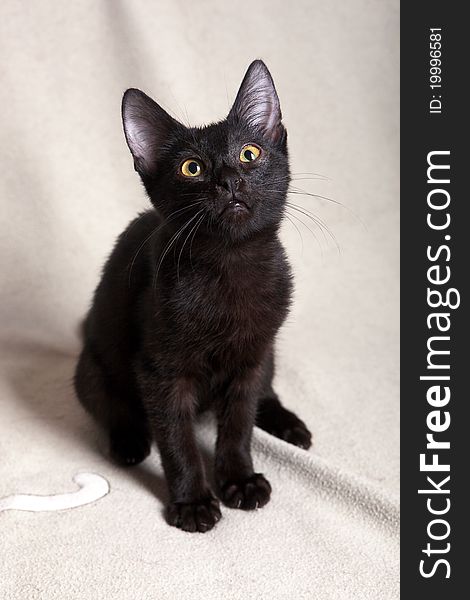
[
  {"xmin": 166, "ymin": 495, "xmax": 222, "ymax": 533},
  {"xmin": 220, "ymin": 473, "xmax": 271, "ymax": 510}
]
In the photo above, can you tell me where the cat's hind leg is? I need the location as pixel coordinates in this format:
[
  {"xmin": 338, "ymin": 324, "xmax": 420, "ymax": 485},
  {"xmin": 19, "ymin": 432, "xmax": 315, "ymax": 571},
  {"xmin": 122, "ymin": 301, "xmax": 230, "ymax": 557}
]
[
  {"xmin": 74, "ymin": 345, "xmax": 152, "ymax": 465},
  {"xmin": 256, "ymin": 350, "xmax": 312, "ymax": 450},
  {"xmin": 256, "ymin": 395, "xmax": 312, "ymax": 450}
]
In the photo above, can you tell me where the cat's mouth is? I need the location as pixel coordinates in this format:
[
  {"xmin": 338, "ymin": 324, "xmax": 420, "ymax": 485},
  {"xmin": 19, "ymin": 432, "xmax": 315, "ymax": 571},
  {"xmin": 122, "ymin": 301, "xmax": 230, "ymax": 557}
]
[{"xmin": 220, "ymin": 199, "xmax": 251, "ymax": 216}]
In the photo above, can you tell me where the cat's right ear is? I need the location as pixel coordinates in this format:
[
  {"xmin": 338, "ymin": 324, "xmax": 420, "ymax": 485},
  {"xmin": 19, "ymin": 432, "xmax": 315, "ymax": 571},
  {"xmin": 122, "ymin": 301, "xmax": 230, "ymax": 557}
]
[{"xmin": 122, "ymin": 89, "xmax": 178, "ymax": 175}]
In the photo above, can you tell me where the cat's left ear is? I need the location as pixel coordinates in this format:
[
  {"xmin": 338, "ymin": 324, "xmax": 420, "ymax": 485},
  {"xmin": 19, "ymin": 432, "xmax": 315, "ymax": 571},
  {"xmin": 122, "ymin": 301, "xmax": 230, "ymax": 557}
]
[
  {"xmin": 122, "ymin": 88, "xmax": 178, "ymax": 175},
  {"xmin": 228, "ymin": 60, "xmax": 285, "ymax": 144}
]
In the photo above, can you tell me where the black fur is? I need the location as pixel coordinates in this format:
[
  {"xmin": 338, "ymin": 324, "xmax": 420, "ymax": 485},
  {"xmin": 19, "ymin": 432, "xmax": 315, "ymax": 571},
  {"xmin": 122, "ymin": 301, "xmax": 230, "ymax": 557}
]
[{"xmin": 74, "ymin": 60, "xmax": 312, "ymax": 533}]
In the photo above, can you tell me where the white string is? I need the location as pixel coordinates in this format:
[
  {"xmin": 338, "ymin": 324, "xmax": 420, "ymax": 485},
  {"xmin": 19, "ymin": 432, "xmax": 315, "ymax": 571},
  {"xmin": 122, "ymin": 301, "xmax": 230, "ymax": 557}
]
[{"xmin": 0, "ymin": 472, "xmax": 109, "ymax": 513}]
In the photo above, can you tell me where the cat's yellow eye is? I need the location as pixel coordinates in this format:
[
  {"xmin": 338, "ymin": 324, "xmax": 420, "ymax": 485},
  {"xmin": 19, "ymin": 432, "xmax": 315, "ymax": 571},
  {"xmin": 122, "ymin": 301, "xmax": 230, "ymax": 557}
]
[
  {"xmin": 181, "ymin": 159, "xmax": 202, "ymax": 177},
  {"xmin": 240, "ymin": 144, "xmax": 261, "ymax": 163}
]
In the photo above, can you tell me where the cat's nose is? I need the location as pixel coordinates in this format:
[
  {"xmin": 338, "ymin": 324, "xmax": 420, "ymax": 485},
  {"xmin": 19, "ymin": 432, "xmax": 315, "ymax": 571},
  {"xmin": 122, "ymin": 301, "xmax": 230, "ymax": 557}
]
[
  {"xmin": 221, "ymin": 177, "xmax": 241, "ymax": 192},
  {"xmin": 218, "ymin": 172, "xmax": 242, "ymax": 195}
]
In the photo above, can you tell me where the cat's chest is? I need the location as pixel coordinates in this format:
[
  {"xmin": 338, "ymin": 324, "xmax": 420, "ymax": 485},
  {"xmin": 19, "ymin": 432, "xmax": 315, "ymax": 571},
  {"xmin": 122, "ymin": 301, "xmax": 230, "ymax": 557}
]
[{"xmin": 172, "ymin": 260, "xmax": 291, "ymax": 347}]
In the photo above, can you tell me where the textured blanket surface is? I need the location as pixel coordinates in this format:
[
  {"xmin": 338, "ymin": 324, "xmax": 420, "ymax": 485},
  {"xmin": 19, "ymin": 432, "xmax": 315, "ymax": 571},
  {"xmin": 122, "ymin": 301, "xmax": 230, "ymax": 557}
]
[{"xmin": 0, "ymin": 1, "xmax": 399, "ymax": 598}]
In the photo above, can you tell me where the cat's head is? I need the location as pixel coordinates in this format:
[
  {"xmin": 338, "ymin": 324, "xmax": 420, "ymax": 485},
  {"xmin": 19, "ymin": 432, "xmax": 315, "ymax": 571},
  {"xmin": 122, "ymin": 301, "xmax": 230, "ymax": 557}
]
[{"xmin": 122, "ymin": 60, "xmax": 289, "ymax": 241}]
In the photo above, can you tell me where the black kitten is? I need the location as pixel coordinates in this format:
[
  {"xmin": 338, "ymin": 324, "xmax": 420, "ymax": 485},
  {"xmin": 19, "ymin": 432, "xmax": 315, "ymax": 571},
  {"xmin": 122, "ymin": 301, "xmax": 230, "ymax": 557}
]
[{"xmin": 74, "ymin": 60, "xmax": 312, "ymax": 533}]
